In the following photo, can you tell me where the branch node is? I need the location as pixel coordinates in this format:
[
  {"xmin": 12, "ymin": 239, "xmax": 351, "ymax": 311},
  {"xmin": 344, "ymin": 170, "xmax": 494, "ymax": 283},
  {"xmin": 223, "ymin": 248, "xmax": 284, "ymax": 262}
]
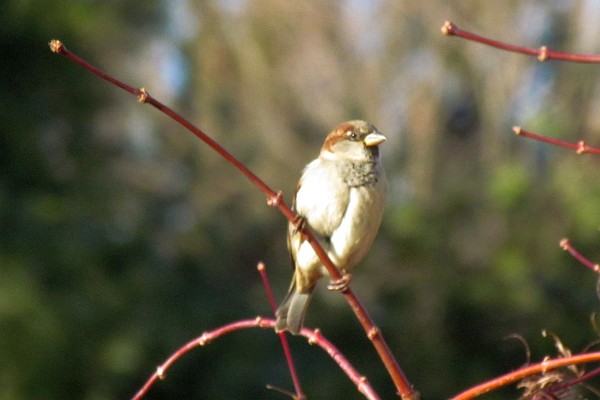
[
  {"xmin": 576, "ymin": 140, "xmax": 587, "ymax": 154},
  {"xmin": 48, "ymin": 39, "xmax": 65, "ymax": 54},
  {"xmin": 513, "ymin": 126, "xmax": 522, "ymax": 135},
  {"xmin": 197, "ymin": 332, "xmax": 210, "ymax": 346},
  {"xmin": 267, "ymin": 191, "xmax": 283, "ymax": 207},
  {"xmin": 367, "ymin": 327, "xmax": 380, "ymax": 340},
  {"xmin": 441, "ymin": 20, "xmax": 455, "ymax": 36},
  {"xmin": 156, "ymin": 365, "xmax": 166, "ymax": 380},
  {"xmin": 308, "ymin": 328, "xmax": 321, "ymax": 345},
  {"xmin": 559, "ymin": 238, "xmax": 570, "ymax": 250},
  {"xmin": 538, "ymin": 46, "xmax": 549, "ymax": 62},
  {"xmin": 356, "ymin": 375, "xmax": 371, "ymax": 395},
  {"xmin": 137, "ymin": 87, "xmax": 149, "ymax": 103}
]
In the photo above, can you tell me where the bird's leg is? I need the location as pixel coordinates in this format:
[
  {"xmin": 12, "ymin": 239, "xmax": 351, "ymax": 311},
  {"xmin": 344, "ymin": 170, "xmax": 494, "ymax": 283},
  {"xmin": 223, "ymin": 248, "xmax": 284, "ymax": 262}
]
[{"xmin": 327, "ymin": 270, "xmax": 352, "ymax": 292}]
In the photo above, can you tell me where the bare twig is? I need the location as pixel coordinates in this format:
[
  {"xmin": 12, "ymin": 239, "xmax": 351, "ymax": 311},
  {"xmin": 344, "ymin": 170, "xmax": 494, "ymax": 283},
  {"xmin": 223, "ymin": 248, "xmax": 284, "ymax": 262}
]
[
  {"xmin": 547, "ymin": 365, "xmax": 600, "ymax": 398},
  {"xmin": 513, "ymin": 127, "xmax": 600, "ymax": 155},
  {"xmin": 560, "ymin": 239, "xmax": 600, "ymax": 274},
  {"xmin": 450, "ymin": 351, "xmax": 600, "ymax": 400},
  {"xmin": 441, "ymin": 21, "xmax": 600, "ymax": 63},
  {"xmin": 131, "ymin": 317, "xmax": 381, "ymax": 400},
  {"xmin": 131, "ymin": 318, "xmax": 270, "ymax": 400},
  {"xmin": 257, "ymin": 263, "xmax": 305, "ymax": 399},
  {"xmin": 302, "ymin": 327, "xmax": 382, "ymax": 400},
  {"xmin": 436, "ymin": 18, "xmax": 600, "ymax": 400},
  {"xmin": 49, "ymin": 40, "xmax": 416, "ymax": 399}
]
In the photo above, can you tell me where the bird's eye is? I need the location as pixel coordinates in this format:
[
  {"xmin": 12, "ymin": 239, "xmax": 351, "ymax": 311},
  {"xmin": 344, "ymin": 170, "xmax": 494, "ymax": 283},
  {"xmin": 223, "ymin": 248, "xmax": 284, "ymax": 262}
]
[{"xmin": 348, "ymin": 131, "xmax": 359, "ymax": 141}]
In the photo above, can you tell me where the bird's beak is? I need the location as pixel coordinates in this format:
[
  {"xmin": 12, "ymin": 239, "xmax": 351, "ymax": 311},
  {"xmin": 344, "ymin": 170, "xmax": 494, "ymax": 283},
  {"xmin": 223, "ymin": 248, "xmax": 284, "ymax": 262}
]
[{"xmin": 363, "ymin": 132, "xmax": 387, "ymax": 147}]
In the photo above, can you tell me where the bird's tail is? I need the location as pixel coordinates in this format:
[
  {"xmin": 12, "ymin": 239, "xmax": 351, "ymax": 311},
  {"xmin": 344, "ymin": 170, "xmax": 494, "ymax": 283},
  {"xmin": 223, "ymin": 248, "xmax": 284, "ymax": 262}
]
[{"xmin": 275, "ymin": 280, "xmax": 314, "ymax": 335}]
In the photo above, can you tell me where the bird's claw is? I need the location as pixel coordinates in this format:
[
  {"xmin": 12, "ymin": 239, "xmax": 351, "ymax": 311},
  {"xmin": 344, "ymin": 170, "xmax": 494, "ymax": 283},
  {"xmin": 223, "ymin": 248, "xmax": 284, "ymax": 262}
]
[{"xmin": 327, "ymin": 270, "xmax": 352, "ymax": 292}]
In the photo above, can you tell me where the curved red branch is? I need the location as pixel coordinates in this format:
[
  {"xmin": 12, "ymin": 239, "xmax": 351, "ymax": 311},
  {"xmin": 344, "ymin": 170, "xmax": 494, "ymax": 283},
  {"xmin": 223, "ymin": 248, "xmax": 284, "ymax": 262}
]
[
  {"xmin": 451, "ymin": 352, "xmax": 600, "ymax": 400},
  {"xmin": 131, "ymin": 318, "xmax": 381, "ymax": 400}
]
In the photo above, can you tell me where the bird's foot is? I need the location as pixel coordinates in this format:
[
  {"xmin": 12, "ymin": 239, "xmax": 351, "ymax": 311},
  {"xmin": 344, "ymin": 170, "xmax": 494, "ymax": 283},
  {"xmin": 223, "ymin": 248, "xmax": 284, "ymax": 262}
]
[{"xmin": 327, "ymin": 270, "xmax": 352, "ymax": 292}]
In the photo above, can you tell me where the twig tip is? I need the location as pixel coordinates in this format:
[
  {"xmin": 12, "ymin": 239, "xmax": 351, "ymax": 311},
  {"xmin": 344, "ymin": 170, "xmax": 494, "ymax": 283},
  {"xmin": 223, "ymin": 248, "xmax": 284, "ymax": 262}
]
[
  {"xmin": 559, "ymin": 238, "xmax": 570, "ymax": 250},
  {"xmin": 48, "ymin": 39, "xmax": 64, "ymax": 54},
  {"xmin": 513, "ymin": 126, "xmax": 522, "ymax": 135},
  {"xmin": 441, "ymin": 20, "xmax": 455, "ymax": 36}
]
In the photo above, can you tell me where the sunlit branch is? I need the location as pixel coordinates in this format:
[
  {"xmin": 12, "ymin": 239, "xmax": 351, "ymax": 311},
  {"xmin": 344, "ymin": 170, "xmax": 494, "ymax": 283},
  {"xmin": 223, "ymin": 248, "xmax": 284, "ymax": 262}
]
[
  {"xmin": 513, "ymin": 127, "xmax": 600, "ymax": 155},
  {"xmin": 442, "ymin": 21, "xmax": 600, "ymax": 64},
  {"xmin": 450, "ymin": 352, "xmax": 600, "ymax": 400},
  {"xmin": 131, "ymin": 317, "xmax": 381, "ymax": 400}
]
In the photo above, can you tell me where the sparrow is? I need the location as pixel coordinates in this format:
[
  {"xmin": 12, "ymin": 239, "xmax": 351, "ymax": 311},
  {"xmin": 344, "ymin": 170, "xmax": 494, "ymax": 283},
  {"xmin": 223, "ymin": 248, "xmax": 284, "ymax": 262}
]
[{"xmin": 275, "ymin": 120, "xmax": 387, "ymax": 335}]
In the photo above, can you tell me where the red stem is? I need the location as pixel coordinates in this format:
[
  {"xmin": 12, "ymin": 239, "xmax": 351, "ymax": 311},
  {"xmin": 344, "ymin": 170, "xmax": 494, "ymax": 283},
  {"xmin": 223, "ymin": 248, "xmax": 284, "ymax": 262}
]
[
  {"xmin": 548, "ymin": 365, "xmax": 600, "ymax": 396},
  {"xmin": 451, "ymin": 352, "xmax": 600, "ymax": 400},
  {"xmin": 257, "ymin": 263, "xmax": 305, "ymax": 399},
  {"xmin": 132, "ymin": 319, "xmax": 273, "ymax": 400},
  {"xmin": 48, "ymin": 40, "xmax": 284, "ymax": 208},
  {"xmin": 559, "ymin": 239, "xmax": 600, "ymax": 274},
  {"xmin": 513, "ymin": 127, "xmax": 600, "ymax": 155},
  {"xmin": 442, "ymin": 21, "xmax": 600, "ymax": 64},
  {"xmin": 132, "ymin": 318, "xmax": 381, "ymax": 400},
  {"xmin": 49, "ymin": 40, "xmax": 416, "ymax": 399}
]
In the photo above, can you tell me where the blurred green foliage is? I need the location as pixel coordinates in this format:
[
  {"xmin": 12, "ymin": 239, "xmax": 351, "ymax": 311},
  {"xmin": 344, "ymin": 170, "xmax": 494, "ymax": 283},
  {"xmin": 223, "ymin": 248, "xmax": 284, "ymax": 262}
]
[{"xmin": 2, "ymin": 1, "xmax": 600, "ymax": 399}]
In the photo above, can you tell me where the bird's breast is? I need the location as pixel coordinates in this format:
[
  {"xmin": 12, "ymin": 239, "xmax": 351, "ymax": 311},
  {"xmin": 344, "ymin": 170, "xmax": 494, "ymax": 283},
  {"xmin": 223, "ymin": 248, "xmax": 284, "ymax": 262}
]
[{"xmin": 294, "ymin": 160, "xmax": 349, "ymax": 238}]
